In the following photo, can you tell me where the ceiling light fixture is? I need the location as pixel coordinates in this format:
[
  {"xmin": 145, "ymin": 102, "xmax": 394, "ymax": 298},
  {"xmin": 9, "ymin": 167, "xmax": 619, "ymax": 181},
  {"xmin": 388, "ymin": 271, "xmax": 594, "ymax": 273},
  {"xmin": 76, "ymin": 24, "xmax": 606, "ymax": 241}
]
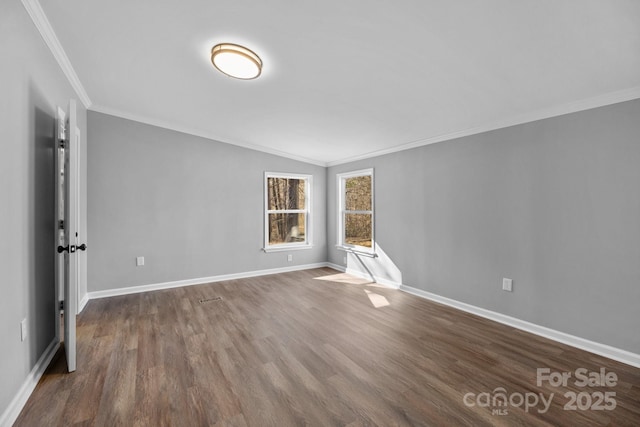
[{"xmin": 211, "ymin": 43, "xmax": 262, "ymax": 80}]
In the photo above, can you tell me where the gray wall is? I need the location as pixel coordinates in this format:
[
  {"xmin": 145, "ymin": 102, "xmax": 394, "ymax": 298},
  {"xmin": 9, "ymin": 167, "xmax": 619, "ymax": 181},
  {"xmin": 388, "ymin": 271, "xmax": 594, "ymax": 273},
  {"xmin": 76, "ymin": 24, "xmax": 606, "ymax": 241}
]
[
  {"xmin": 0, "ymin": 0, "xmax": 88, "ymax": 418},
  {"xmin": 87, "ymin": 112, "xmax": 326, "ymax": 292},
  {"xmin": 2, "ymin": 3, "xmax": 637, "ymax": 421},
  {"xmin": 328, "ymin": 99, "xmax": 640, "ymax": 354}
]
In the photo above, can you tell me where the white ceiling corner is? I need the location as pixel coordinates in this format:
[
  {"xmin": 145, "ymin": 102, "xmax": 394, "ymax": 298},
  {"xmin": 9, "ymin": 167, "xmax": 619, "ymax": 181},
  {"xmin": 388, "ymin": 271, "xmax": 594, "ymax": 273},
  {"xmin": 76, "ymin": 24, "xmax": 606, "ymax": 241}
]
[{"xmin": 27, "ymin": 1, "xmax": 640, "ymax": 165}]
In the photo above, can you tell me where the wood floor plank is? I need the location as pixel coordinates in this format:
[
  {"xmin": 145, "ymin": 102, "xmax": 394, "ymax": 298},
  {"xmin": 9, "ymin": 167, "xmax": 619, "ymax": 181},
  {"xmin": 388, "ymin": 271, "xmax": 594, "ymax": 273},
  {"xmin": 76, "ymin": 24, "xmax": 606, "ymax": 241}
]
[{"xmin": 13, "ymin": 267, "xmax": 640, "ymax": 426}]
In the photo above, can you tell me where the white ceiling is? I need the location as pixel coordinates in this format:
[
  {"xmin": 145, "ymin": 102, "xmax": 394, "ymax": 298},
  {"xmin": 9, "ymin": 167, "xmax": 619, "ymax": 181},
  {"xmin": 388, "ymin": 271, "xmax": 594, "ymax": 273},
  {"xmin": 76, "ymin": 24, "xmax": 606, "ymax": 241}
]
[{"xmin": 36, "ymin": 0, "xmax": 640, "ymax": 165}]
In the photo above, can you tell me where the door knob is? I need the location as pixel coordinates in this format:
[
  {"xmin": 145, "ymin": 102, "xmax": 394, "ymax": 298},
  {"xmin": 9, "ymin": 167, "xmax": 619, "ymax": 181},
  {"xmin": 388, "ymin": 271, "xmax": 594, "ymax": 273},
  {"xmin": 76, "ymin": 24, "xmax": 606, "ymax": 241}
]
[
  {"xmin": 57, "ymin": 245, "xmax": 69, "ymax": 253},
  {"xmin": 77, "ymin": 244, "xmax": 87, "ymax": 251}
]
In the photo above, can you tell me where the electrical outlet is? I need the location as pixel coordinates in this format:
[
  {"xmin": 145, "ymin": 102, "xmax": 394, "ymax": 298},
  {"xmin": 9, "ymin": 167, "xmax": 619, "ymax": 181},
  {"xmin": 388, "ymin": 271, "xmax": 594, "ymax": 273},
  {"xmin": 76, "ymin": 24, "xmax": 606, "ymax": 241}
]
[
  {"xmin": 287, "ymin": 254, "xmax": 293, "ymax": 262},
  {"xmin": 502, "ymin": 278, "xmax": 513, "ymax": 292},
  {"xmin": 136, "ymin": 256, "xmax": 145, "ymax": 266},
  {"xmin": 20, "ymin": 319, "xmax": 27, "ymax": 342}
]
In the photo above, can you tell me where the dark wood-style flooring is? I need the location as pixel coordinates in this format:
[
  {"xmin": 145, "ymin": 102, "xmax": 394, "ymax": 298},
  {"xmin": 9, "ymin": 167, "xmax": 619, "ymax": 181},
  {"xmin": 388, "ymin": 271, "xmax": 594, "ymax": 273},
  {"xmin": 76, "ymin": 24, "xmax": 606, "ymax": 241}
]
[{"xmin": 15, "ymin": 268, "xmax": 640, "ymax": 426}]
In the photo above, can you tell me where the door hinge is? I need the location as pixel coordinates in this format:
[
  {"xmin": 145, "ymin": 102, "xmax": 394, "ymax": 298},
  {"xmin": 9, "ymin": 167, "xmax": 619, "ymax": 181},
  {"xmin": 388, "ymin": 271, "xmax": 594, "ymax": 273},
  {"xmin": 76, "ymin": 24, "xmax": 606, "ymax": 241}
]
[
  {"xmin": 59, "ymin": 300, "xmax": 64, "ymax": 311},
  {"xmin": 59, "ymin": 220, "xmax": 64, "ymax": 230},
  {"xmin": 58, "ymin": 139, "xmax": 66, "ymax": 149}
]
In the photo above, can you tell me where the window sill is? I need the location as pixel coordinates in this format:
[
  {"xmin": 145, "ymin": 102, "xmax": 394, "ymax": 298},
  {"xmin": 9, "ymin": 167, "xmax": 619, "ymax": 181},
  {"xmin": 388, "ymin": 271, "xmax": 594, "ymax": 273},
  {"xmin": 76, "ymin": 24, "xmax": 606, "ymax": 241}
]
[
  {"xmin": 262, "ymin": 245, "xmax": 314, "ymax": 253},
  {"xmin": 336, "ymin": 245, "xmax": 377, "ymax": 258}
]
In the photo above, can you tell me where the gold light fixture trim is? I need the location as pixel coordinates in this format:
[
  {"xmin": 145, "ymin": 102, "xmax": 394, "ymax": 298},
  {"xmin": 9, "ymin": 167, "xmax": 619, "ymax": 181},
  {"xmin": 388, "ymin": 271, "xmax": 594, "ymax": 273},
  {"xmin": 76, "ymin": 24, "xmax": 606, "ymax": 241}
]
[{"xmin": 211, "ymin": 43, "xmax": 262, "ymax": 80}]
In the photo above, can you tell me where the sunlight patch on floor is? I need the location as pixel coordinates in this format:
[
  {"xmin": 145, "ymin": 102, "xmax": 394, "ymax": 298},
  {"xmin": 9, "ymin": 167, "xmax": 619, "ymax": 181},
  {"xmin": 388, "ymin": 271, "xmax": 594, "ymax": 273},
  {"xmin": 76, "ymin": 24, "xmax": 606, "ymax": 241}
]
[
  {"xmin": 364, "ymin": 289, "xmax": 390, "ymax": 308},
  {"xmin": 314, "ymin": 273, "xmax": 373, "ymax": 285}
]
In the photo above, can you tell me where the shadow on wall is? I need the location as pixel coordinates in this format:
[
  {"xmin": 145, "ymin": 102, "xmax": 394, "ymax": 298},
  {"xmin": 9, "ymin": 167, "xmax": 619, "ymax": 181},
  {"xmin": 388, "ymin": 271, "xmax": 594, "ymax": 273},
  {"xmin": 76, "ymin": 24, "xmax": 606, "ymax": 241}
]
[
  {"xmin": 344, "ymin": 244, "xmax": 403, "ymax": 289},
  {"xmin": 28, "ymin": 81, "xmax": 57, "ymax": 366}
]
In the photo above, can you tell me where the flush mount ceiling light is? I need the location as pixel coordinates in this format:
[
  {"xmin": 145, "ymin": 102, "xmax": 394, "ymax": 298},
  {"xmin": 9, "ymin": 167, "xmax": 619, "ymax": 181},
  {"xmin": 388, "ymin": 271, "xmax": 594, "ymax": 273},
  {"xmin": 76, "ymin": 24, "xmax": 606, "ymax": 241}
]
[{"xmin": 211, "ymin": 43, "xmax": 262, "ymax": 80}]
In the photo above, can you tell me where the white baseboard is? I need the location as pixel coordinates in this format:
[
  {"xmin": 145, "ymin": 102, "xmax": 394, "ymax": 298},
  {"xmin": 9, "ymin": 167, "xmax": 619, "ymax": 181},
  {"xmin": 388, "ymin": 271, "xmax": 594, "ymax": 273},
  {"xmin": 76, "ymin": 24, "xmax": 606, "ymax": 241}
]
[
  {"xmin": 326, "ymin": 263, "xmax": 401, "ymax": 289},
  {"xmin": 0, "ymin": 339, "xmax": 60, "ymax": 427},
  {"xmin": 400, "ymin": 284, "xmax": 640, "ymax": 369},
  {"xmin": 78, "ymin": 293, "xmax": 89, "ymax": 313},
  {"xmin": 87, "ymin": 263, "xmax": 330, "ymax": 300},
  {"xmin": 325, "ymin": 262, "xmax": 344, "ymax": 272},
  {"xmin": 369, "ymin": 275, "xmax": 401, "ymax": 290}
]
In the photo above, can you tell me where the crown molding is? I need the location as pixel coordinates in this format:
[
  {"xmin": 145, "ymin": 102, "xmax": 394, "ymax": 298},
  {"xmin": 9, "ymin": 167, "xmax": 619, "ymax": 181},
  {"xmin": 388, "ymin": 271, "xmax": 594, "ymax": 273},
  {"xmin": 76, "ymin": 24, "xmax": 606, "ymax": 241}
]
[
  {"xmin": 21, "ymin": 0, "xmax": 92, "ymax": 108},
  {"xmin": 327, "ymin": 86, "xmax": 640, "ymax": 167},
  {"xmin": 92, "ymin": 84, "xmax": 640, "ymax": 169},
  {"xmin": 18, "ymin": 0, "xmax": 640, "ymax": 168},
  {"xmin": 89, "ymin": 105, "xmax": 327, "ymax": 167}
]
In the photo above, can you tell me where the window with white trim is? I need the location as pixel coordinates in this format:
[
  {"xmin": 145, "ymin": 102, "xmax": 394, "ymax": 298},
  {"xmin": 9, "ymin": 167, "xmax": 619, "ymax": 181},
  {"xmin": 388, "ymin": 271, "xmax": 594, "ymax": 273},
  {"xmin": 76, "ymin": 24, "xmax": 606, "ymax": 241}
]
[
  {"xmin": 264, "ymin": 173, "xmax": 312, "ymax": 251},
  {"xmin": 337, "ymin": 169, "xmax": 374, "ymax": 252}
]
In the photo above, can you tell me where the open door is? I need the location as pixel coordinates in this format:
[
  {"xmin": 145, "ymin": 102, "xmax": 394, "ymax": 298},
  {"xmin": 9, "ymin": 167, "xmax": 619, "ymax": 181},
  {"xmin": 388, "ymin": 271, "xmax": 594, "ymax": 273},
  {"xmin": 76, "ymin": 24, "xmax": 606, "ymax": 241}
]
[
  {"xmin": 56, "ymin": 99, "xmax": 82, "ymax": 372},
  {"xmin": 55, "ymin": 106, "xmax": 65, "ymax": 345}
]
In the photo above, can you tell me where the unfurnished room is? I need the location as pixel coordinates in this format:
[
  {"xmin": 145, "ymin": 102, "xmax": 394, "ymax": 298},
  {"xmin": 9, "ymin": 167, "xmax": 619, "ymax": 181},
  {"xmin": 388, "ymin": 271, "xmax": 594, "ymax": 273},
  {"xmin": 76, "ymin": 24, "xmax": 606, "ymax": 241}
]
[{"xmin": 1, "ymin": 0, "xmax": 639, "ymax": 426}]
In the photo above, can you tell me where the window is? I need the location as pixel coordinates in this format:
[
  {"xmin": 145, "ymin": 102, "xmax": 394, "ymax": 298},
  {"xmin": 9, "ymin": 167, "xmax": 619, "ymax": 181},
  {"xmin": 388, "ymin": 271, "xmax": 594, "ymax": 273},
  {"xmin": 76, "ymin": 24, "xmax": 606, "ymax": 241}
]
[
  {"xmin": 264, "ymin": 173, "xmax": 312, "ymax": 251},
  {"xmin": 337, "ymin": 169, "xmax": 374, "ymax": 253}
]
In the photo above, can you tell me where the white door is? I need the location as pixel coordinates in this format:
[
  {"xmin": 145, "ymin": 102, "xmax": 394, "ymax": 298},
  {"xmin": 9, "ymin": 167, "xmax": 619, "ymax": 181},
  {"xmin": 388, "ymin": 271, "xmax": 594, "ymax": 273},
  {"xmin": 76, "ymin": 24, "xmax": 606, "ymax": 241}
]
[
  {"xmin": 55, "ymin": 107, "xmax": 65, "ymax": 343},
  {"xmin": 56, "ymin": 99, "xmax": 80, "ymax": 372}
]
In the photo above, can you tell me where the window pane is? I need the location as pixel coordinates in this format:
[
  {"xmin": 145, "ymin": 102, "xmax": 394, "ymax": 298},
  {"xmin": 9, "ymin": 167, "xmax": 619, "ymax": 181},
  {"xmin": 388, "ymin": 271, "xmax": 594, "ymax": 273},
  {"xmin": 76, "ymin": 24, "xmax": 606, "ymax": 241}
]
[
  {"xmin": 268, "ymin": 178, "xmax": 305, "ymax": 210},
  {"xmin": 345, "ymin": 213, "xmax": 372, "ymax": 247},
  {"xmin": 268, "ymin": 213, "xmax": 306, "ymax": 245},
  {"xmin": 345, "ymin": 175, "xmax": 371, "ymax": 211}
]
